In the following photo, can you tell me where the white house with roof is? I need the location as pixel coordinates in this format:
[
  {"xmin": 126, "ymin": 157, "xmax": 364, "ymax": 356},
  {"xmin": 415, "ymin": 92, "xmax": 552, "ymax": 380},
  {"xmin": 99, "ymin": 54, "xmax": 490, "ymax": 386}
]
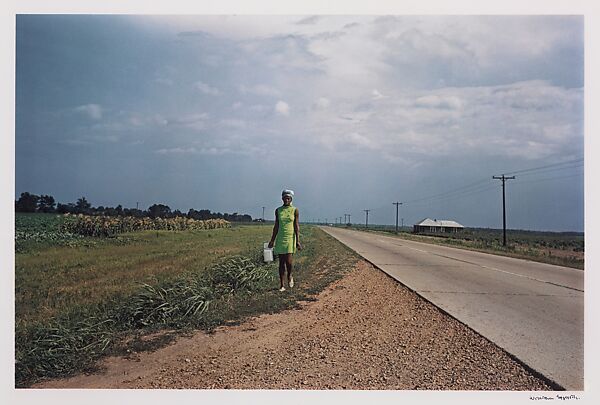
[{"xmin": 413, "ymin": 218, "xmax": 465, "ymax": 233}]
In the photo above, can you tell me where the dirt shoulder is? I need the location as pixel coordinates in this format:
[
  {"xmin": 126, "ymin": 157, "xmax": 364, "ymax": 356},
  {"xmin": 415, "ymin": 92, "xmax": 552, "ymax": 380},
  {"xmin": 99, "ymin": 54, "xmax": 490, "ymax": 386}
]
[{"xmin": 32, "ymin": 260, "xmax": 553, "ymax": 390}]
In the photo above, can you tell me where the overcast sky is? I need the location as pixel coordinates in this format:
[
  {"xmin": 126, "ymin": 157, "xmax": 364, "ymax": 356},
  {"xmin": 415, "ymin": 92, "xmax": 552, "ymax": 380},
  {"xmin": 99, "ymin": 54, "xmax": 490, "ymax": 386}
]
[{"xmin": 15, "ymin": 15, "xmax": 584, "ymax": 231}]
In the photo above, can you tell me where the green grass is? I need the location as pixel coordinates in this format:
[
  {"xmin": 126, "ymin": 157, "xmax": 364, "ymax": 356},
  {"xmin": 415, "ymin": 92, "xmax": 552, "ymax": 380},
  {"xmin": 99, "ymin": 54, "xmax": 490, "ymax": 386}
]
[
  {"xmin": 15, "ymin": 215, "xmax": 360, "ymax": 387},
  {"xmin": 16, "ymin": 222, "xmax": 273, "ymax": 326}
]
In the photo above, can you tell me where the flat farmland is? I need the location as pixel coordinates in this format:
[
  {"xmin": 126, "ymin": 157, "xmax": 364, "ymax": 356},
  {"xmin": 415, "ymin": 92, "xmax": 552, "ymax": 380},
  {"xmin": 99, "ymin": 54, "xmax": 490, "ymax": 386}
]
[
  {"xmin": 15, "ymin": 213, "xmax": 558, "ymax": 391},
  {"xmin": 14, "ymin": 213, "xmax": 360, "ymax": 387}
]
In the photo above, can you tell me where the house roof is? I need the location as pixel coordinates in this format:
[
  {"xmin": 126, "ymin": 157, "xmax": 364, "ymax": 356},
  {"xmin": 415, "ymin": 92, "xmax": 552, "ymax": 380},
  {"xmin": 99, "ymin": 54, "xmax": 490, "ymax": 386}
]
[{"xmin": 415, "ymin": 218, "xmax": 464, "ymax": 228}]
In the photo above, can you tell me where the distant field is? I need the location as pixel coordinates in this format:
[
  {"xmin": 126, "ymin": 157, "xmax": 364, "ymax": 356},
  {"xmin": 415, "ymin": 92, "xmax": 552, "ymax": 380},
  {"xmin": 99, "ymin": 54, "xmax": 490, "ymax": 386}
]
[
  {"xmin": 14, "ymin": 213, "xmax": 360, "ymax": 387},
  {"xmin": 339, "ymin": 224, "xmax": 584, "ymax": 269},
  {"xmin": 16, "ymin": 217, "xmax": 264, "ymax": 325}
]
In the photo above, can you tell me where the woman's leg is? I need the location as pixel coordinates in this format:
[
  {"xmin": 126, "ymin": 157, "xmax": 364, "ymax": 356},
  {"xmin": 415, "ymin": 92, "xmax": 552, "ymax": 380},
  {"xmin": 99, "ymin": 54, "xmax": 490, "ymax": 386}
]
[
  {"xmin": 278, "ymin": 255, "xmax": 287, "ymax": 290},
  {"xmin": 285, "ymin": 254, "xmax": 293, "ymax": 287}
]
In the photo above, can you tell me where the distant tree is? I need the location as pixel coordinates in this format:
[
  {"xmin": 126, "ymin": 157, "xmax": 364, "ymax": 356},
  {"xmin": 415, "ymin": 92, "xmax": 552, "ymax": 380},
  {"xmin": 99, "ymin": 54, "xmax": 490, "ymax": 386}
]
[
  {"xmin": 37, "ymin": 195, "xmax": 56, "ymax": 213},
  {"xmin": 129, "ymin": 208, "xmax": 144, "ymax": 217},
  {"xmin": 75, "ymin": 197, "xmax": 92, "ymax": 214},
  {"xmin": 56, "ymin": 202, "xmax": 76, "ymax": 214},
  {"xmin": 148, "ymin": 204, "xmax": 171, "ymax": 218},
  {"xmin": 15, "ymin": 192, "xmax": 39, "ymax": 212}
]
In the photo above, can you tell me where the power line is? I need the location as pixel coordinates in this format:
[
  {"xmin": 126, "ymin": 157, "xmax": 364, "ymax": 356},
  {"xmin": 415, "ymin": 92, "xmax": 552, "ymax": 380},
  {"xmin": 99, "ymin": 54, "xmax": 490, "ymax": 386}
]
[
  {"xmin": 405, "ymin": 179, "xmax": 490, "ymax": 203},
  {"xmin": 503, "ymin": 157, "xmax": 583, "ymax": 176},
  {"xmin": 512, "ymin": 171, "xmax": 584, "ymax": 185},
  {"xmin": 403, "ymin": 178, "xmax": 491, "ymax": 205},
  {"xmin": 416, "ymin": 183, "xmax": 499, "ymax": 206},
  {"xmin": 400, "ymin": 158, "xmax": 583, "ymax": 207},
  {"xmin": 509, "ymin": 163, "xmax": 583, "ymax": 180}
]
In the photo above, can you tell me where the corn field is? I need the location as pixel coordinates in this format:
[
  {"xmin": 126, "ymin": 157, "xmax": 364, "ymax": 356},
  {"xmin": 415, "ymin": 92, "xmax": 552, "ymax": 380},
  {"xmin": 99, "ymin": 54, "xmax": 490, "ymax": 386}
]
[{"xmin": 60, "ymin": 214, "xmax": 230, "ymax": 237}]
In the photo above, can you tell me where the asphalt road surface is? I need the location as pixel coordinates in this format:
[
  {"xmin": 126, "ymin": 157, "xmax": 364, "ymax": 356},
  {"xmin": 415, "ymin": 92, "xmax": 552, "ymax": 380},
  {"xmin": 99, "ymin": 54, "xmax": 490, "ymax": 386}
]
[{"xmin": 320, "ymin": 226, "xmax": 584, "ymax": 390}]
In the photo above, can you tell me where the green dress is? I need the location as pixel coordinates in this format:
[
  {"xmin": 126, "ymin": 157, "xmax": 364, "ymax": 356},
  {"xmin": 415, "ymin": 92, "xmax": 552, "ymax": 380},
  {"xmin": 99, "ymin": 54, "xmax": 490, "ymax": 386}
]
[{"xmin": 274, "ymin": 204, "xmax": 297, "ymax": 254}]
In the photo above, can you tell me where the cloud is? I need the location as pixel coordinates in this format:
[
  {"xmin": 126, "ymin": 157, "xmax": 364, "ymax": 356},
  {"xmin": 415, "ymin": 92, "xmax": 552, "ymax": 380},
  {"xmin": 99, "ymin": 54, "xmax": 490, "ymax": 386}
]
[
  {"xmin": 372, "ymin": 89, "xmax": 384, "ymax": 100},
  {"xmin": 304, "ymin": 80, "xmax": 582, "ymax": 163},
  {"xmin": 239, "ymin": 84, "xmax": 280, "ymax": 97},
  {"xmin": 414, "ymin": 95, "xmax": 463, "ymax": 110},
  {"xmin": 155, "ymin": 147, "xmax": 198, "ymax": 155},
  {"xmin": 154, "ymin": 77, "xmax": 173, "ymax": 86},
  {"xmin": 242, "ymin": 34, "xmax": 325, "ymax": 74},
  {"xmin": 314, "ymin": 97, "xmax": 331, "ymax": 109},
  {"xmin": 167, "ymin": 113, "xmax": 210, "ymax": 131},
  {"xmin": 194, "ymin": 81, "xmax": 220, "ymax": 96},
  {"xmin": 61, "ymin": 133, "xmax": 119, "ymax": 146},
  {"xmin": 296, "ymin": 16, "xmax": 320, "ymax": 25},
  {"xmin": 275, "ymin": 101, "xmax": 290, "ymax": 116},
  {"xmin": 220, "ymin": 119, "xmax": 247, "ymax": 129},
  {"xmin": 74, "ymin": 104, "xmax": 103, "ymax": 120}
]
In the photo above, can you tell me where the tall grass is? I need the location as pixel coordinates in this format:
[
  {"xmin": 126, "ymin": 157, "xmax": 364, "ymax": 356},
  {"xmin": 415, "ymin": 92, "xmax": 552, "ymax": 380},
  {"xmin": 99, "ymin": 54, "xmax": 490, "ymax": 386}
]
[
  {"xmin": 16, "ymin": 253, "xmax": 277, "ymax": 386},
  {"xmin": 16, "ymin": 226, "xmax": 272, "ymax": 325},
  {"xmin": 15, "ymin": 223, "xmax": 361, "ymax": 387}
]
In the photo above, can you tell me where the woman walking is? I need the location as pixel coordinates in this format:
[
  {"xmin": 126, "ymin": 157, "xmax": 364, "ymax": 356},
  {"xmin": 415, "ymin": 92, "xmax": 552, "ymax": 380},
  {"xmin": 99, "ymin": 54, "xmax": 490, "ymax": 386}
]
[{"xmin": 268, "ymin": 189, "xmax": 302, "ymax": 291}]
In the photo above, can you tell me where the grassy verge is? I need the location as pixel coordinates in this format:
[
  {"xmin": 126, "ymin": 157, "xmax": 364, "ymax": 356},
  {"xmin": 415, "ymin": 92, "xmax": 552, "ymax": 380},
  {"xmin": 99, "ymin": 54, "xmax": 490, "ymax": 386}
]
[{"xmin": 15, "ymin": 223, "xmax": 360, "ymax": 387}]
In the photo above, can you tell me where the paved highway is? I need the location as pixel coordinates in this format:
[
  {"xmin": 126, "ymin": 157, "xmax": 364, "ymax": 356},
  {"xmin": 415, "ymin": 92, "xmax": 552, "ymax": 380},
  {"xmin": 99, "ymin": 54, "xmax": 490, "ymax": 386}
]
[{"xmin": 320, "ymin": 226, "xmax": 584, "ymax": 390}]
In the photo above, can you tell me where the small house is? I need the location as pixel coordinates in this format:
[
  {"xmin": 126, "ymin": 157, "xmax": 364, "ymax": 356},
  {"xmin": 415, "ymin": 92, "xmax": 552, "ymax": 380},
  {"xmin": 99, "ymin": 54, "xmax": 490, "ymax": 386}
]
[{"xmin": 413, "ymin": 218, "xmax": 464, "ymax": 234}]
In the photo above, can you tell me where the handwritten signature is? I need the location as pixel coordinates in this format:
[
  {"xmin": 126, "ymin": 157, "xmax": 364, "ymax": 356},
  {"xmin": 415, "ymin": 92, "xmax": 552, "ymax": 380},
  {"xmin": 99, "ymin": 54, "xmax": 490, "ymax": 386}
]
[{"xmin": 530, "ymin": 394, "xmax": 580, "ymax": 401}]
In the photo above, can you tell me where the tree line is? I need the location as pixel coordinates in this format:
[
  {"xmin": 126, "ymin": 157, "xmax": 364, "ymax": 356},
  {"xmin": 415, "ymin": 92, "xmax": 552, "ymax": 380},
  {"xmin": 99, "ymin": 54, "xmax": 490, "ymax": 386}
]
[{"xmin": 14, "ymin": 192, "xmax": 254, "ymax": 222}]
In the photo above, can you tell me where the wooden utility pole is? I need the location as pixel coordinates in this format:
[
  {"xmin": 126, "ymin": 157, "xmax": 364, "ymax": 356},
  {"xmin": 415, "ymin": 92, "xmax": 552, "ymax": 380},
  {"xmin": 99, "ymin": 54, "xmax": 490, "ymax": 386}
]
[
  {"xmin": 393, "ymin": 202, "xmax": 402, "ymax": 233},
  {"xmin": 364, "ymin": 209, "xmax": 371, "ymax": 228},
  {"xmin": 493, "ymin": 175, "xmax": 515, "ymax": 246}
]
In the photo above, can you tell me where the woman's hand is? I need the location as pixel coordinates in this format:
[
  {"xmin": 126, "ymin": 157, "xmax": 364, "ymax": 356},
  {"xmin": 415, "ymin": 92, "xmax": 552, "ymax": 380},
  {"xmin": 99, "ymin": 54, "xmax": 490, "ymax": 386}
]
[
  {"xmin": 268, "ymin": 240, "xmax": 274, "ymax": 249},
  {"xmin": 296, "ymin": 241, "xmax": 302, "ymax": 251}
]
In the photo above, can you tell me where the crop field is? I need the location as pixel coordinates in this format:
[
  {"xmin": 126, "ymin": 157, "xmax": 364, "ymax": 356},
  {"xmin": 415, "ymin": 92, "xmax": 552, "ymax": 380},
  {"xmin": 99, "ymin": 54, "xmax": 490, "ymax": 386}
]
[
  {"xmin": 344, "ymin": 224, "xmax": 584, "ymax": 269},
  {"xmin": 14, "ymin": 213, "xmax": 360, "ymax": 387}
]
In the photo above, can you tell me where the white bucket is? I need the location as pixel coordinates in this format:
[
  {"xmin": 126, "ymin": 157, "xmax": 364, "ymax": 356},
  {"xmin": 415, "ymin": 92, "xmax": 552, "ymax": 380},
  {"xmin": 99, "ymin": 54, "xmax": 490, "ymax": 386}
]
[{"xmin": 263, "ymin": 242, "xmax": 274, "ymax": 262}]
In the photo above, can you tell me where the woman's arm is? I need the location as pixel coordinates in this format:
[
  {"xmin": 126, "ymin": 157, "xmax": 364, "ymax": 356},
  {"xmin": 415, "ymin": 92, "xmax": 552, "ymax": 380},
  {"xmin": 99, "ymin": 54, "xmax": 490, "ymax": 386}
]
[
  {"xmin": 268, "ymin": 209, "xmax": 279, "ymax": 248},
  {"xmin": 294, "ymin": 208, "xmax": 302, "ymax": 250}
]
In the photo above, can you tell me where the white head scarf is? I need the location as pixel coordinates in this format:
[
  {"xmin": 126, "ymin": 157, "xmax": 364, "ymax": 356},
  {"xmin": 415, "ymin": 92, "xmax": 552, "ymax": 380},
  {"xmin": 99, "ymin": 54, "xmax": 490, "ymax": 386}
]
[{"xmin": 282, "ymin": 189, "xmax": 294, "ymax": 199}]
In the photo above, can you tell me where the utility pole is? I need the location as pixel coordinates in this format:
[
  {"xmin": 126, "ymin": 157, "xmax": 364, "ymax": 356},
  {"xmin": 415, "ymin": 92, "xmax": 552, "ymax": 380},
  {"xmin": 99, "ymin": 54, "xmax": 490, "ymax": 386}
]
[
  {"xmin": 493, "ymin": 175, "xmax": 515, "ymax": 247},
  {"xmin": 344, "ymin": 214, "xmax": 347, "ymax": 224},
  {"xmin": 346, "ymin": 214, "xmax": 351, "ymax": 225},
  {"xmin": 393, "ymin": 202, "xmax": 402, "ymax": 233},
  {"xmin": 364, "ymin": 209, "xmax": 371, "ymax": 228},
  {"xmin": 136, "ymin": 202, "xmax": 139, "ymax": 210},
  {"xmin": 262, "ymin": 206, "xmax": 265, "ymax": 221}
]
